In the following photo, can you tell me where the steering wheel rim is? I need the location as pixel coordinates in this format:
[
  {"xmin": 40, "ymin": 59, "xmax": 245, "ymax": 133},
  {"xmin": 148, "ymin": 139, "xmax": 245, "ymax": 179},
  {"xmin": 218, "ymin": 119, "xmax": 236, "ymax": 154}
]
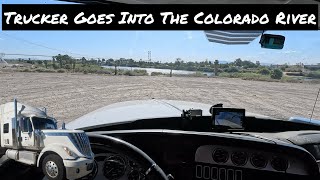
[{"xmin": 87, "ymin": 134, "xmax": 169, "ymax": 180}]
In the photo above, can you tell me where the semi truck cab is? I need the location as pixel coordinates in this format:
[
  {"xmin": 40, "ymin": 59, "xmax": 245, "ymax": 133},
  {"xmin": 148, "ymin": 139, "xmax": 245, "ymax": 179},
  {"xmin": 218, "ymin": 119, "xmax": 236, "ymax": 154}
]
[{"xmin": 0, "ymin": 99, "xmax": 94, "ymax": 180}]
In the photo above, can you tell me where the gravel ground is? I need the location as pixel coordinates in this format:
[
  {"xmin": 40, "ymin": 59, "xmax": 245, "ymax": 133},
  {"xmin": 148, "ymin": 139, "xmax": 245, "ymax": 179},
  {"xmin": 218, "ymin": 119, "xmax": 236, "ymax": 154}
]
[{"xmin": 1, "ymin": 72, "xmax": 319, "ymax": 124}]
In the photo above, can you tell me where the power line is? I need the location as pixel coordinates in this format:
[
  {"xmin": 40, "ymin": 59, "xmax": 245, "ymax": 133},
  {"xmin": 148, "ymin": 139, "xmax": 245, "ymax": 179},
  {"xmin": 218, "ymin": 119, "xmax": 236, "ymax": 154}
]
[
  {"xmin": 3, "ymin": 53, "xmax": 54, "ymax": 58},
  {"xmin": 1, "ymin": 32, "xmax": 97, "ymax": 58},
  {"xmin": 1, "ymin": 53, "xmax": 101, "ymax": 60}
]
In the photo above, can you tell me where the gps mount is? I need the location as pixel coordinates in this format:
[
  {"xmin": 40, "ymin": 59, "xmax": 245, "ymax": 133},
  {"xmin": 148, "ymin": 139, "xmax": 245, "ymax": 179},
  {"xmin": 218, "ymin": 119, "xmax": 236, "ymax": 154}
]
[
  {"xmin": 210, "ymin": 103, "xmax": 224, "ymax": 128},
  {"xmin": 181, "ymin": 109, "xmax": 203, "ymax": 120}
]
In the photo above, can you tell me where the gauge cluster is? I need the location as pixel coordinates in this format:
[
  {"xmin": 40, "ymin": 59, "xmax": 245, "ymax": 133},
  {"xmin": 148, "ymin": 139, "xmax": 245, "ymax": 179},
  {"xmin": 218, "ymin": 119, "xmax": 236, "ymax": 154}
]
[
  {"xmin": 94, "ymin": 152, "xmax": 146, "ymax": 180},
  {"xmin": 195, "ymin": 145, "xmax": 309, "ymax": 175}
]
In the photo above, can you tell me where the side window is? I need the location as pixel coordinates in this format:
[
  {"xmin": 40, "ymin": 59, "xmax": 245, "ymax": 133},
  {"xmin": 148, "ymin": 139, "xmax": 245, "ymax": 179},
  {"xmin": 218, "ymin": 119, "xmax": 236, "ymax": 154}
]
[
  {"xmin": 22, "ymin": 118, "xmax": 33, "ymax": 133},
  {"xmin": 3, "ymin": 123, "xmax": 9, "ymax": 133}
]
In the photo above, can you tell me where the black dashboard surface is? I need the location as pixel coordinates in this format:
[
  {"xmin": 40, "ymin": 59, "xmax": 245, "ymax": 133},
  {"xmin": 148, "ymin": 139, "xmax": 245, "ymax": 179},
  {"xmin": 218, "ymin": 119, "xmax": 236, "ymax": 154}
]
[
  {"xmin": 85, "ymin": 116, "xmax": 320, "ymax": 180},
  {"xmin": 89, "ymin": 129, "xmax": 320, "ymax": 180}
]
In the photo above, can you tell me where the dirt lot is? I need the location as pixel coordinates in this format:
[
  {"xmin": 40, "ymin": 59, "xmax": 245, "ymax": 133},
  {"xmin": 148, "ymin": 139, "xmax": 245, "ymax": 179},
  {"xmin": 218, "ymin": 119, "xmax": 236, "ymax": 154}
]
[{"xmin": 1, "ymin": 72, "xmax": 319, "ymax": 124}]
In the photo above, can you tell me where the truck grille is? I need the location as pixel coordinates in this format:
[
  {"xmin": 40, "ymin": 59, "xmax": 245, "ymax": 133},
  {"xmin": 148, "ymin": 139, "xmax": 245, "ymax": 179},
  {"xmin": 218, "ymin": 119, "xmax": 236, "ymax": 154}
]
[{"xmin": 70, "ymin": 133, "xmax": 92, "ymax": 157}]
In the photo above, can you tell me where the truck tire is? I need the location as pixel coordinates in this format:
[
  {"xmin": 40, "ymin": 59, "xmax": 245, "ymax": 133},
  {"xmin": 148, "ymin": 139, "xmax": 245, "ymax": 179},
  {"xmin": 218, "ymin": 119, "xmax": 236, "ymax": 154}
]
[{"xmin": 42, "ymin": 154, "xmax": 66, "ymax": 180}]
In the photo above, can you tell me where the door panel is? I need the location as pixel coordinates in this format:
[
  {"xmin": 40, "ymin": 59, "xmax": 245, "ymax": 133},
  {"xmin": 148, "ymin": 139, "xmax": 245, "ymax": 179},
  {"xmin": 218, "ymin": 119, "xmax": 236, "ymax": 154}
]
[{"xmin": 21, "ymin": 118, "xmax": 34, "ymax": 147}]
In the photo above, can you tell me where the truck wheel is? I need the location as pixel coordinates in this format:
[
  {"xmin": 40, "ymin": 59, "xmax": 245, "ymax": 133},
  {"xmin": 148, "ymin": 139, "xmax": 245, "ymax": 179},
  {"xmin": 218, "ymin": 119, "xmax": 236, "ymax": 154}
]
[{"xmin": 42, "ymin": 154, "xmax": 66, "ymax": 180}]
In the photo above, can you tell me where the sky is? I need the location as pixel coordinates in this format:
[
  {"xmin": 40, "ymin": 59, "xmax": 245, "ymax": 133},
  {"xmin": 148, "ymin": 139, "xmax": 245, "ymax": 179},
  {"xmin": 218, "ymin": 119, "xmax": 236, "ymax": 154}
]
[{"xmin": 0, "ymin": 0, "xmax": 319, "ymax": 64}]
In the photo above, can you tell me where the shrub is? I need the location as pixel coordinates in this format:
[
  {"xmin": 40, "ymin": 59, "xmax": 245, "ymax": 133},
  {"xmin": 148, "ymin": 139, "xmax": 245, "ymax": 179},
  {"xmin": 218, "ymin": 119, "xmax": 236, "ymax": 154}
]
[
  {"xmin": 21, "ymin": 68, "xmax": 31, "ymax": 72},
  {"xmin": 224, "ymin": 67, "xmax": 239, "ymax": 73},
  {"xmin": 219, "ymin": 72, "xmax": 240, "ymax": 78},
  {"xmin": 52, "ymin": 63, "xmax": 59, "ymax": 69},
  {"xmin": 88, "ymin": 69, "xmax": 98, "ymax": 74},
  {"xmin": 280, "ymin": 76, "xmax": 303, "ymax": 83},
  {"xmin": 285, "ymin": 68, "xmax": 302, "ymax": 72},
  {"xmin": 286, "ymin": 72, "xmax": 304, "ymax": 76},
  {"xmin": 219, "ymin": 72, "xmax": 273, "ymax": 81},
  {"xmin": 133, "ymin": 69, "xmax": 148, "ymax": 76},
  {"xmin": 259, "ymin": 68, "xmax": 270, "ymax": 75},
  {"xmin": 193, "ymin": 71, "xmax": 206, "ymax": 77},
  {"xmin": 96, "ymin": 69, "xmax": 112, "ymax": 74},
  {"xmin": 271, "ymin": 69, "xmax": 283, "ymax": 79},
  {"xmin": 123, "ymin": 70, "xmax": 135, "ymax": 76},
  {"xmin": 35, "ymin": 68, "xmax": 56, "ymax": 73},
  {"xmin": 151, "ymin": 72, "xmax": 164, "ymax": 76},
  {"xmin": 306, "ymin": 71, "xmax": 320, "ymax": 79},
  {"xmin": 121, "ymin": 69, "xmax": 148, "ymax": 76},
  {"xmin": 65, "ymin": 64, "xmax": 71, "ymax": 70},
  {"xmin": 57, "ymin": 69, "xmax": 66, "ymax": 73}
]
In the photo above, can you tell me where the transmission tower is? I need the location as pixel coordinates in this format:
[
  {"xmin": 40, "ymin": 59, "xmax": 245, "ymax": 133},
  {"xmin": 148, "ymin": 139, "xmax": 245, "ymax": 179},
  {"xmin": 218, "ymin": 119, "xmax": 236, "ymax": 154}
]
[{"xmin": 148, "ymin": 51, "xmax": 151, "ymax": 62}]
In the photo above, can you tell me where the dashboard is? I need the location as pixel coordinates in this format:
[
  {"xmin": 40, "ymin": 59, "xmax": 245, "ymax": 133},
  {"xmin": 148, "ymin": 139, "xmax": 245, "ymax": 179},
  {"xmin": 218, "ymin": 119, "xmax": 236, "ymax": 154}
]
[
  {"xmin": 89, "ymin": 129, "xmax": 320, "ymax": 180},
  {"xmin": 84, "ymin": 113, "xmax": 320, "ymax": 180}
]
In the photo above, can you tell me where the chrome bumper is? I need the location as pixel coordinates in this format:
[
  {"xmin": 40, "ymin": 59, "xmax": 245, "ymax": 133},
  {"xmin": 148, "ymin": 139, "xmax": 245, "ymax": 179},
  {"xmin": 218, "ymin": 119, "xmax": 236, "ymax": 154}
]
[{"xmin": 63, "ymin": 157, "xmax": 94, "ymax": 180}]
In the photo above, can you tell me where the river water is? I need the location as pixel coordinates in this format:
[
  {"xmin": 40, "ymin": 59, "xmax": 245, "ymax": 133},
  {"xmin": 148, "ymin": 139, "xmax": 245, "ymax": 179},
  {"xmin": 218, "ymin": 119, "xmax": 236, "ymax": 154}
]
[{"xmin": 102, "ymin": 66, "xmax": 214, "ymax": 76}]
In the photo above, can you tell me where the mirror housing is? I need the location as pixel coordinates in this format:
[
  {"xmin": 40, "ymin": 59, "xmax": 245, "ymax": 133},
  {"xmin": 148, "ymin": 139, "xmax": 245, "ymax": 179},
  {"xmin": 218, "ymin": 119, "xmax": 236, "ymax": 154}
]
[{"xmin": 259, "ymin": 34, "xmax": 285, "ymax": 49}]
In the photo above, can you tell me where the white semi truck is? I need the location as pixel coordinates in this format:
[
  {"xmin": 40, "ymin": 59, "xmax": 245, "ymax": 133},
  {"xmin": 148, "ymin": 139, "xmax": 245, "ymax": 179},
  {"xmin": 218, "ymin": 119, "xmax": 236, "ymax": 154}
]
[{"xmin": 0, "ymin": 99, "xmax": 95, "ymax": 180}]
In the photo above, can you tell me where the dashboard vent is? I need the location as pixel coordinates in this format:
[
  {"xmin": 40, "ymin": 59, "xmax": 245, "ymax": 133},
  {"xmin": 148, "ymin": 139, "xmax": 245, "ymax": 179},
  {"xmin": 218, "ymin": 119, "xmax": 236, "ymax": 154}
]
[
  {"xmin": 271, "ymin": 156, "xmax": 288, "ymax": 171},
  {"xmin": 212, "ymin": 148, "xmax": 229, "ymax": 163},
  {"xmin": 231, "ymin": 151, "xmax": 248, "ymax": 166},
  {"xmin": 250, "ymin": 153, "xmax": 267, "ymax": 168}
]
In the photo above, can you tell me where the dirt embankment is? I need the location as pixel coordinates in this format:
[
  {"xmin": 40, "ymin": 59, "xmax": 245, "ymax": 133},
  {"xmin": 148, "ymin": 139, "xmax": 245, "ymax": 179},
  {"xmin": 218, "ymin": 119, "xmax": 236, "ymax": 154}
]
[{"xmin": 1, "ymin": 72, "xmax": 319, "ymax": 123}]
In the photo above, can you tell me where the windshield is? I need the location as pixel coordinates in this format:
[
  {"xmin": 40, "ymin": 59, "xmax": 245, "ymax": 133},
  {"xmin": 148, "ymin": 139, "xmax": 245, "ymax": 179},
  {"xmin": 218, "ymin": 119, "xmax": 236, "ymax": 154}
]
[{"xmin": 32, "ymin": 117, "xmax": 57, "ymax": 130}]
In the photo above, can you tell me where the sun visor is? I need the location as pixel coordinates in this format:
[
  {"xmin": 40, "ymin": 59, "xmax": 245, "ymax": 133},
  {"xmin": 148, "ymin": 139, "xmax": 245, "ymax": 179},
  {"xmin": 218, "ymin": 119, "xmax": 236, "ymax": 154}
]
[{"xmin": 204, "ymin": 30, "xmax": 263, "ymax": 45}]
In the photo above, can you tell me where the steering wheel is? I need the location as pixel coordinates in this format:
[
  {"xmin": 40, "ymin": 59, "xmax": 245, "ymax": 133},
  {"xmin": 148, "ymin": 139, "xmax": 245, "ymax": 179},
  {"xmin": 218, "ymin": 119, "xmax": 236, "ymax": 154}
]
[{"xmin": 86, "ymin": 134, "xmax": 170, "ymax": 180}]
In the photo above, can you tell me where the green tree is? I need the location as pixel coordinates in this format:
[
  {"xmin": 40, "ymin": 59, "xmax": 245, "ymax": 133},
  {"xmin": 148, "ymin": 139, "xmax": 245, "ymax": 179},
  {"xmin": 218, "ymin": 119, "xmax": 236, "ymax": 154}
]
[
  {"xmin": 242, "ymin": 60, "xmax": 257, "ymax": 69},
  {"xmin": 271, "ymin": 69, "xmax": 283, "ymax": 79},
  {"xmin": 234, "ymin": 58, "xmax": 242, "ymax": 67},
  {"xmin": 81, "ymin": 57, "xmax": 86, "ymax": 64},
  {"xmin": 54, "ymin": 54, "xmax": 73, "ymax": 68},
  {"xmin": 55, "ymin": 54, "xmax": 63, "ymax": 68},
  {"xmin": 256, "ymin": 61, "xmax": 261, "ymax": 66}
]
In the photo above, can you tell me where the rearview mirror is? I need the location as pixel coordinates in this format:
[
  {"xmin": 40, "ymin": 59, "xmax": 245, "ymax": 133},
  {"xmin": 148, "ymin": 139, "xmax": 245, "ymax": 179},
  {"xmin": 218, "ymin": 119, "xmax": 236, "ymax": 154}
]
[{"xmin": 259, "ymin": 34, "xmax": 285, "ymax": 50}]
